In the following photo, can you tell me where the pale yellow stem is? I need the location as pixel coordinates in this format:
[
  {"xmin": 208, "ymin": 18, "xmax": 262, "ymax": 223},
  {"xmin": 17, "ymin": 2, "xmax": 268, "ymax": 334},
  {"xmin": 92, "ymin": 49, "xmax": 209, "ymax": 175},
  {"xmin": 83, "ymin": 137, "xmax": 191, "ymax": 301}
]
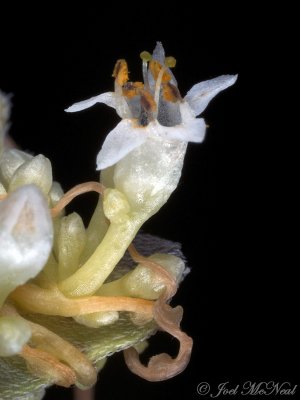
[{"xmin": 58, "ymin": 217, "xmax": 141, "ymax": 297}]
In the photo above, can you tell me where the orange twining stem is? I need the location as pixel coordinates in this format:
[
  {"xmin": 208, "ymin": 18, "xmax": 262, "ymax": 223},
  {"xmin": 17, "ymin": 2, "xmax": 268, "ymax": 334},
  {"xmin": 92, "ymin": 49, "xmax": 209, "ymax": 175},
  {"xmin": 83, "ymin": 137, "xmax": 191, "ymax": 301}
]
[
  {"xmin": 51, "ymin": 181, "xmax": 105, "ymax": 217},
  {"xmin": 124, "ymin": 243, "xmax": 193, "ymax": 381},
  {"xmin": 21, "ymin": 345, "xmax": 77, "ymax": 387},
  {"xmin": 11, "ymin": 284, "xmax": 154, "ymax": 317},
  {"xmin": 0, "ymin": 194, "xmax": 7, "ymax": 200},
  {"xmin": 1, "ymin": 304, "xmax": 96, "ymax": 387}
]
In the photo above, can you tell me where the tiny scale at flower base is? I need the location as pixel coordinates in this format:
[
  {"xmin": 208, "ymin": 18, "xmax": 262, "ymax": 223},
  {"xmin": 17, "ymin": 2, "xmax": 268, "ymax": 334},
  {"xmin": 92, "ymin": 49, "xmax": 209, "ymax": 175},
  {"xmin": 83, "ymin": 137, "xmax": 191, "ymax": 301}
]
[{"xmin": 0, "ymin": 42, "xmax": 237, "ymax": 399}]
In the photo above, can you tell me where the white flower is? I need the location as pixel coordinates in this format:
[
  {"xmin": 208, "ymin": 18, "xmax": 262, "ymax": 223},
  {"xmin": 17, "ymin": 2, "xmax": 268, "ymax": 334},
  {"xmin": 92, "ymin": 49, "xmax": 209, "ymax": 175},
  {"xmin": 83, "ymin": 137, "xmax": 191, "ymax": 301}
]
[
  {"xmin": 66, "ymin": 42, "xmax": 237, "ymax": 170},
  {"xmin": 0, "ymin": 184, "xmax": 53, "ymax": 306}
]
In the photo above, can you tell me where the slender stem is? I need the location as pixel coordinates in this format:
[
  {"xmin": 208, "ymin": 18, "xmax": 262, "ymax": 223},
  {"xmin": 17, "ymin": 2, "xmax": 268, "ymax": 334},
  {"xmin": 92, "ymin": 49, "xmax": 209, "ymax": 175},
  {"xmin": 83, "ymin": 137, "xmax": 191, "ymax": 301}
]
[
  {"xmin": 11, "ymin": 284, "xmax": 154, "ymax": 317},
  {"xmin": 51, "ymin": 182, "xmax": 105, "ymax": 217},
  {"xmin": 58, "ymin": 218, "xmax": 141, "ymax": 297}
]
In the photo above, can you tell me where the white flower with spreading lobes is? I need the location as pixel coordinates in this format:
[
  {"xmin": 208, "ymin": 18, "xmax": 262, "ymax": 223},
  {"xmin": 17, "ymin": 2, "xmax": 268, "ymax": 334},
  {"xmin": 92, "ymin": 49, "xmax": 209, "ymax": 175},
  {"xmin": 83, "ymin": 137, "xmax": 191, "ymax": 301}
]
[
  {"xmin": 61, "ymin": 42, "xmax": 237, "ymax": 299},
  {"xmin": 66, "ymin": 42, "xmax": 237, "ymax": 171}
]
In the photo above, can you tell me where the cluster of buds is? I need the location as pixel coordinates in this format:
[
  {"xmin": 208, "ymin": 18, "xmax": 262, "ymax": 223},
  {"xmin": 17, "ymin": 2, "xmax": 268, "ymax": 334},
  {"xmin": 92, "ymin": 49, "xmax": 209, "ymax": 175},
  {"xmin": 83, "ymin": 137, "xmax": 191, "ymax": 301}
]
[{"xmin": 0, "ymin": 43, "xmax": 236, "ymax": 399}]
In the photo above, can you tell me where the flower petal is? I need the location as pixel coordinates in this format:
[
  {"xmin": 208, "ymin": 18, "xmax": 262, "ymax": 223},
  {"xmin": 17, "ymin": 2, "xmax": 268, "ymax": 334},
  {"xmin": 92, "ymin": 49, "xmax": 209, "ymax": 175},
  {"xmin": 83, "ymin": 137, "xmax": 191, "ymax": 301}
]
[
  {"xmin": 184, "ymin": 74, "xmax": 238, "ymax": 116},
  {"xmin": 96, "ymin": 120, "xmax": 148, "ymax": 170},
  {"xmin": 151, "ymin": 103, "xmax": 206, "ymax": 143},
  {"xmin": 65, "ymin": 92, "xmax": 116, "ymax": 112},
  {"xmin": 0, "ymin": 185, "xmax": 53, "ymax": 306}
]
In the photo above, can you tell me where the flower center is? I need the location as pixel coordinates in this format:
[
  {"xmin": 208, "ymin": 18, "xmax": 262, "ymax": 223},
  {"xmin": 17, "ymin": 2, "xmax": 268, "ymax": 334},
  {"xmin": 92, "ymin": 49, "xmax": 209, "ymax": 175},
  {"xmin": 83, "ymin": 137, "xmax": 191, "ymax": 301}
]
[{"xmin": 112, "ymin": 52, "xmax": 182, "ymax": 127}]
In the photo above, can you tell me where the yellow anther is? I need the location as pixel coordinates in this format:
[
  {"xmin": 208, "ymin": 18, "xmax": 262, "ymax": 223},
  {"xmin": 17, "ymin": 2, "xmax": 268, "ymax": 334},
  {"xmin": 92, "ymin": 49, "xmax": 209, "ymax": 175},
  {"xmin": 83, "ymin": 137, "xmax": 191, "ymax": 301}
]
[
  {"xmin": 112, "ymin": 59, "xmax": 129, "ymax": 86},
  {"xmin": 140, "ymin": 51, "xmax": 152, "ymax": 62},
  {"xmin": 165, "ymin": 56, "xmax": 176, "ymax": 68}
]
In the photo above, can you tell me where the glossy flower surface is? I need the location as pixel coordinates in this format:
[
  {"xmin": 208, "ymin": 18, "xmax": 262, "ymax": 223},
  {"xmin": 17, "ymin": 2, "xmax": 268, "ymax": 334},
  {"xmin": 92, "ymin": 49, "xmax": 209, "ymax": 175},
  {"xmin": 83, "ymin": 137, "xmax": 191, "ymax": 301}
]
[{"xmin": 66, "ymin": 42, "xmax": 237, "ymax": 170}]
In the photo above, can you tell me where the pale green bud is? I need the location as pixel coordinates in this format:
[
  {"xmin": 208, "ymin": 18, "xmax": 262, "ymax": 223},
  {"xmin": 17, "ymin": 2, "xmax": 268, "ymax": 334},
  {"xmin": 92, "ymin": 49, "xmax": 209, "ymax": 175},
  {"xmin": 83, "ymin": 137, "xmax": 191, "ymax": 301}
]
[
  {"xmin": 57, "ymin": 212, "xmax": 87, "ymax": 281},
  {"xmin": 0, "ymin": 149, "xmax": 33, "ymax": 188},
  {"xmin": 49, "ymin": 181, "xmax": 64, "ymax": 207},
  {"xmin": 0, "ymin": 316, "xmax": 31, "ymax": 357},
  {"xmin": 9, "ymin": 154, "xmax": 52, "ymax": 195},
  {"xmin": 74, "ymin": 311, "xmax": 119, "ymax": 328}
]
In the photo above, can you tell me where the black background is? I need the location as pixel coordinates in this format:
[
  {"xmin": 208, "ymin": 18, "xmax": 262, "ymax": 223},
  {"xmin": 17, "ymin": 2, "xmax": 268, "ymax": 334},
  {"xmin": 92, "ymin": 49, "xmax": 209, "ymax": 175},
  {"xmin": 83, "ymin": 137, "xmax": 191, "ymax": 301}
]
[{"xmin": 1, "ymin": 3, "xmax": 297, "ymax": 399}]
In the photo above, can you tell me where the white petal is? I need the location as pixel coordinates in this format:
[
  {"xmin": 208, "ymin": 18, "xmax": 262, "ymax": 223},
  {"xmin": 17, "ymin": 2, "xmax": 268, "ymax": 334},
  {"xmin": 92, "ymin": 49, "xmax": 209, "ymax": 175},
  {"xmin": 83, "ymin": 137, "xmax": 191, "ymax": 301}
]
[
  {"xmin": 151, "ymin": 103, "xmax": 206, "ymax": 143},
  {"xmin": 0, "ymin": 185, "xmax": 53, "ymax": 305},
  {"xmin": 185, "ymin": 74, "xmax": 238, "ymax": 116},
  {"xmin": 153, "ymin": 119, "xmax": 206, "ymax": 143},
  {"xmin": 65, "ymin": 92, "xmax": 116, "ymax": 112},
  {"xmin": 96, "ymin": 120, "xmax": 148, "ymax": 170}
]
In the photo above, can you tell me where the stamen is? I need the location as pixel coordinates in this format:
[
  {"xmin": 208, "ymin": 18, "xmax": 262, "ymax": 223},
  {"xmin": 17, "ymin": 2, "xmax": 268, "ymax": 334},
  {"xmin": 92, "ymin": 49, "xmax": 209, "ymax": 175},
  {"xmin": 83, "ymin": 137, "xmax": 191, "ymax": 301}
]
[
  {"xmin": 165, "ymin": 56, "xmax": 176, "ymax": 68},
  {"xmin": 112, "ymin": 59, "xmax": 129, "ymax": 86},
  {"xmin": 149, "ymin": 60, "xmax": 171, "ymax": 82},
  {"xmin": 51, "ymin": 182, "xmax": 105, "ymax": 217},
  {"xmin": 140, "ymin": 51, "xmax": 152, "ymax": 62},
  {"xmin": 122, "ymin": 82, "xmax": 144, "ymax": 99},
  {"xmin": 140, "ymin": 51, "xmax": 152, "ymax": 89}
]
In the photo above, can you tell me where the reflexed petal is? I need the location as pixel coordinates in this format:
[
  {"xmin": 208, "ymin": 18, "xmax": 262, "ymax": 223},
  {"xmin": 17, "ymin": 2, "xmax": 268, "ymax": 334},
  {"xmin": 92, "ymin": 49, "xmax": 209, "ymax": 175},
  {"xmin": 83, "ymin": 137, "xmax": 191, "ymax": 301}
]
[
  {"xmin": 185, "ymin": 74, "xmax": 238, "ymax": 116},
  {"xmin": 65, "ymin": 92, "xmax": 116, "ymax": 112},
  {"xmin": 154, "ymin": 119, "xmax": 206, "ymax": 143},
  {"xmin": 0, "ymin": 185, "xmax": 53, "ymax": 306},
  {"xmin": 96, "ymin": 120, "xmax": 148, "ymax": 170}
]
